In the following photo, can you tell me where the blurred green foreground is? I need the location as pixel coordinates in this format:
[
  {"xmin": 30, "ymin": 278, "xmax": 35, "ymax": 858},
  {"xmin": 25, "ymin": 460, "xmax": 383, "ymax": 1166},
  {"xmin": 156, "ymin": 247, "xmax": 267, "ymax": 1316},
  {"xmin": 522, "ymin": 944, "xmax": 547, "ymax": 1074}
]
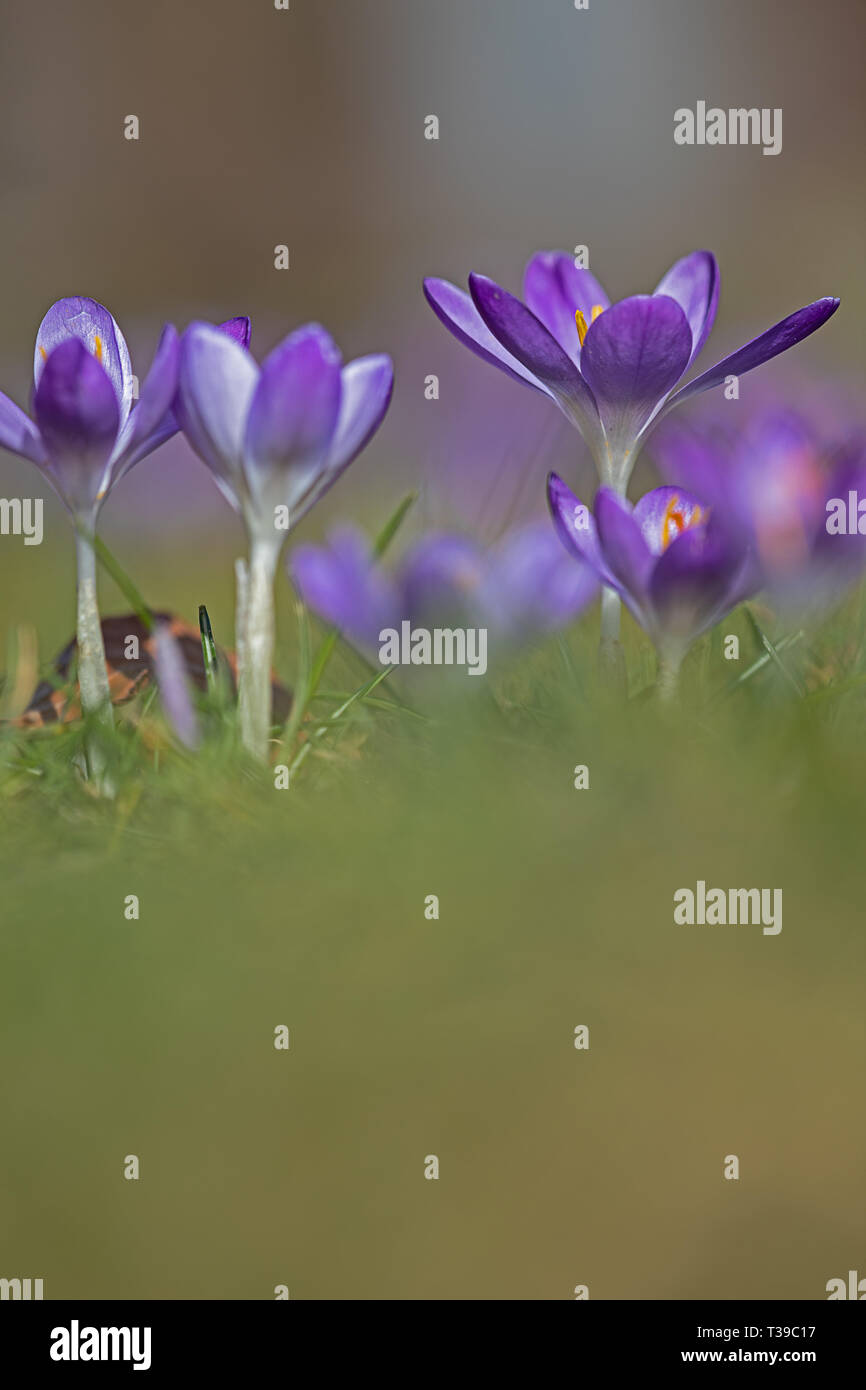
[{"xmin": 0, "ymin": 581, "xmax": 864, "ymax": 1301}]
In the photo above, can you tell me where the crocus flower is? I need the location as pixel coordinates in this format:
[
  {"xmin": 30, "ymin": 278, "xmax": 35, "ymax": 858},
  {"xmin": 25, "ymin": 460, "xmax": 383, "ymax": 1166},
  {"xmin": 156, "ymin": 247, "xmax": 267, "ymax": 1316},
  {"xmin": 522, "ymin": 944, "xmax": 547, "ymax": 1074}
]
[
  {"xmin": 290, "ymin": 519, "xmax": 598, "ymax": 662},
  {"xmin": 176, "ymin": 322, "xmax": 393, "ymax": 759},
  {"xmin": 425, "ymin": 251, "xmax": 839, "ymax": 498},
  {"xmin": 0, "ymin": 297, "xmax": 182, "ymax": 729},
  {"xmin": 548, "ymin": 474, "xmax": 757, "ymax": 693},
  {"xmin": 655, "ymin": 410, "xmax": 866, "ymax": 613}
]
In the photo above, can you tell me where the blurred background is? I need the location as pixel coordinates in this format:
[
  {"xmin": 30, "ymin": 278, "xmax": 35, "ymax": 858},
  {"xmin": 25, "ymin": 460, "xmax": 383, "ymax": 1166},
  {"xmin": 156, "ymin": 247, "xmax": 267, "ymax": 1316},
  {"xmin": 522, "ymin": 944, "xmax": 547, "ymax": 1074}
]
[{"xmin": 0, "ymin": 0, "xmax": 863, "ymax": 1300}]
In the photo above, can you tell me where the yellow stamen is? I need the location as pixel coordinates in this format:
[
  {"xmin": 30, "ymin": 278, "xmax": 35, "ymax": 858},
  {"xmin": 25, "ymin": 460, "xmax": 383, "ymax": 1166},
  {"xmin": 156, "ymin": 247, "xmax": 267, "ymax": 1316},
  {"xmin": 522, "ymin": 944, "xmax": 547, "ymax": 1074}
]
[
  {"xmin": 661, "ymin": 493, "xmax": 704, "ymax": 551},
  {"xmin": 575, "ymin": 304, "xmax": 605, "ymax": 347},
  {"xmin": 39, "ymin": 346, "xmax": 47, "ymax": 361},
  {"xmin": 93, "ymin": 334, "xmax": 103, "ymax": 363}
]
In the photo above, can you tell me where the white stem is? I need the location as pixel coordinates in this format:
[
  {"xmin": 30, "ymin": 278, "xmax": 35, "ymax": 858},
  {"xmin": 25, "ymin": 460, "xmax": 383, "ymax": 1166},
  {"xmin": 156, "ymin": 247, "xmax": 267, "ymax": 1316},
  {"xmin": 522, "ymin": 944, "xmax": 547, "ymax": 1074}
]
[
  {"xmin": 599, "ymin": 586, "xmax": 625, "ymax": 686},
  {"xmin": 238, "ymin": 537, "xmax": 280, "ymax": 760},
  {"xmin": 75, "ymin": 527, "xmax": 112, "ymax": 724},
  {"xmin": 656, "ymin": 651, "xmax": 683, "ymax": 701}
]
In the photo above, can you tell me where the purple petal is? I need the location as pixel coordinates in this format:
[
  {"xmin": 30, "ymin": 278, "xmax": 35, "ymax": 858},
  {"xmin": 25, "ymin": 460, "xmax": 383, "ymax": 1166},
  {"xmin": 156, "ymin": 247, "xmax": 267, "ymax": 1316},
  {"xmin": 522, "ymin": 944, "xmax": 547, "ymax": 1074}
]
[
  {"xmin": 522, "ymin": 251, "xmax": 611, "ymax": 365},
  {"xmin": 34, "ymin": 297, "xmax": 134, "ymax": 425},
  {"xmin": 423, "ymin": 277, "xmax": 548, "ymax": 393},
  {"xmin": 469, "ymin": 274, "xmax": 602, "ymax": 439},
  {"xmin": 399, "ymin": 533, "xmax": 485, "ymax": 623},
  {"xmin": 579, "ymin": 295, "xmax": 692, "ymax": 462},
  {"xmin": 546, "ymin": 472, "xmax": 616, "ymax": 589},
  {"xmin": 176, "ymin": 323, "xmax": 259, "ymax": 511},
  {"xmin": 633, "ymin": 485, "xmax": 710, "ymax": 557},
  {"xmin": 111, "ymin": 324, "xmax": 180, "ymax": 483},
  {"xmin": 152, "ymin": 623, "xmax": 201, "ymax": 751},
  {"xmin": 594, "ymin": 487, "xmax": 654, "ymax": 606},
  {"xmin": 32, "ymin": 339, "xmax": 120, "ymax": 514},
  {"xmin": 243, "ymin": 324, "xmax": 343, "ymax": 523},
  {"xmin": 326, "ymin": 354, "xmax": 394, "ymax": 474},
  {"xmin": 219, "ymin": 316, "xmax": 252, "ymax": 350},
  {"xmin": 667, "ymin": 298, "xmax": 841, "ymax": 410},
  {"xmin": 0, "ymin": 390, "xmax": 46, "ymax": 464},
  {"xmin": 653, "ymin": 251, "xmax": 720, "ymax": 366},
  {"xmin": 647, "ymin": 516, "xmax": 746, "ymax": 645},
  {"xmin": 480, "ymin": 520, "xmax": 600, "ymax": 635},
  {"xmin": 291, "ymin": 526, "xmax": 400, "ymax": 648}
]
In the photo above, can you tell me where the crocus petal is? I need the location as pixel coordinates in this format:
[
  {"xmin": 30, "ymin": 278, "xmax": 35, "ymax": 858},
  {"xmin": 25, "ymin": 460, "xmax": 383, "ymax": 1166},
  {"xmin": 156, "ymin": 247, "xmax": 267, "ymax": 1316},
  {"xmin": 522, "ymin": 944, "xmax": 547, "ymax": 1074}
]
[
  {"xmin": 0, "ymin": 390, "xmax": 47, "ymax": 464},
  {"xmin": 34, "ymin": 297, "xmax": 134, "ymax": 427},
  {"xmin": 647, "ymin": 516, "xmax": 746, "ymax": 646},
  {"xmin": 292, "ymin": 526, "xmax": 400, "ymax": 646},
  {"xmin": 579, "ymin": 294, "xmax": 692, "ymax": 466},
  {"xmin": 481, "ymin": 520, "xmax": 600, "ymax": 636},
  {"xmin": 400, "ymin": 533, "xmax": 486, "ymax": 623},
  {"xmin": 653, "ymin": 251, "xmax": 720, "ymax": 367},
  {"xmin": 176, "ymin": 323, "xmax": 259, "ymax": 511},
  {"xmin": 546, "ymin": 472, "xmax": 617, "ymax": 589},
  {"xmin": 522, "ymin": 251, "xmax": 611, "ymax": 365},
  {"xmin": 469, "ymin": 274, "xmax": 602, "ymax": 439},
  {"xmin": 665, "ymin": 298, "xmax": 841, "ymax": 411},
  {"xmin": 32, "ymin": 339, "xmax": 120, "ymax": 514},
  {"xmin": 219, "ymin": 316, "xmax": 252, "ymax": 350},
  {"xmin": 633, "ymin": 485, "xmax": 709, "ymax": 557},
  {"xmin": 423, "ymin": 277, "xmax": 548, "ymax": 393},
  {"xmin": 243, "ymin": 324, "xmax": 343, "ymax": 524},
  {"xmin": 595, "ymin": 486, "xmax": 655, "ymax": 606},
  {"xmin": 111, "ymin": 324, "xmax": 180, "ymax": 484},
  {"xmin": 152, "ymin": 623, "xmax": 201, "ymax": 751},
  {"xmin": 326, "ymin": 354, "xmax": 394, "ymax": 474}
]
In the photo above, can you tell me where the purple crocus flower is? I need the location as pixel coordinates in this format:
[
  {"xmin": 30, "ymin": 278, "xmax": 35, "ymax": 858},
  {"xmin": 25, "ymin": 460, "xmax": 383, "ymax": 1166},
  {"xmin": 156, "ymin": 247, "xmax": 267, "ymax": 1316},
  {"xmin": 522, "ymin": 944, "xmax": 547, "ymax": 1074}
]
[
  {"xmin": 548, "ymin": 474, "xmax": 756, "ymax": 692},
  {"xmin": 290, "ymin": 519, "xmax": 598, "ymax": 668},
  {"xmin": 176, "ymin": 322, "xmax": 393, "ymax": 758},
  {"xmin": 655, "ymin": 410, "xmax": 866, "ymax": 613},
  {"xmin": 0, "ymin": 297, "xmax": 183, "ymax": 728},
  {"xmin": 425, "ymin": 250, "xmax": 839, "ymax": 496}
]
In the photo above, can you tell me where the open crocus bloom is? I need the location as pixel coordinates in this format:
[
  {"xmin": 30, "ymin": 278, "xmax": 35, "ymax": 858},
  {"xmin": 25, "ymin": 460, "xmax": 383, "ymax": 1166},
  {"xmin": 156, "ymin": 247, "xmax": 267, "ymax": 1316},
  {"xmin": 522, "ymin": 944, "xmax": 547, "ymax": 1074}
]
[
  {"xmin": 425, "ymin": 251, "xmax": 839, "ymax": 493},
  {"xmin": 548, "ymin": 475, "xmax": 757, "ymax": 672},
  {"xmin": 656, "ymin": 411, "xmax": 866, "ymax": 613},
  {"xmin": 176, "ymin": 321, "xmax": 394, "ymax": 544},
  {"xmin": 0, "ymin": 297, "xmax": 182, "ymax": 524}
]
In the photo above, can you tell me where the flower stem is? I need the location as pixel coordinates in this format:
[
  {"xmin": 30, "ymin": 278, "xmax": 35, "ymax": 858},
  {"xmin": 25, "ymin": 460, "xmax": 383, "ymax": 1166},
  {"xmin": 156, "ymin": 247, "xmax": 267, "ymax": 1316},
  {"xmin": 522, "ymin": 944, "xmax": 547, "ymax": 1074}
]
[
  {"xmin": 656, "ymin": 654, "xmax": 682, "ymax": 701},
  {"xmin": 599, "ymin": 586, "xmax": 625, "ymax": 688},
  {"xmin": 238, "ymin": 537, "xmax": 280, "ymax": 761},
  {"xmin": 75, "ymin": 528, "xmax": 112, "ymax": 724}
]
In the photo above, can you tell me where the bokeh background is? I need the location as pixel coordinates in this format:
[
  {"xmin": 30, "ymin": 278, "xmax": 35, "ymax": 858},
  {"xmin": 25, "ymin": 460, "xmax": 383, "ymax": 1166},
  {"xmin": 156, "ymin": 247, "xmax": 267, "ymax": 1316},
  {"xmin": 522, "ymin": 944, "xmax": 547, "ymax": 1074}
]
[{"xmin": 0, "ymin": 0, "xmax": 864, "ymax": 1299}]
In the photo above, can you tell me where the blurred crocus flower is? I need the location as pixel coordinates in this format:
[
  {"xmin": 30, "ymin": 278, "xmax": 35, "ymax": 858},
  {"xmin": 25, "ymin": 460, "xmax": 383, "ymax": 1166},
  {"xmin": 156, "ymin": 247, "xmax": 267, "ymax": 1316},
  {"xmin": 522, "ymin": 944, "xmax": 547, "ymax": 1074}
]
[
  {"xmin": 548, "ymin": 475, "xmax": 756, "ymax": 692},
  {"xmin": 655, "ymin": 411, "xmax": 866, "ymax": 613},
  {"xmin": 152, "ymin": 623, "xmax": 201, "ymax": 751},
  {"xmin": 0, "ymin": 297, "xmax": 182, "ymax": 725},
  {"xmin": 425, "ymin": 251, "xmax": 839, "ymax": 497},
  {"xmin": 290, "ymin": 519, "xmax": 599, "ymax": 664},
  {"xmin": 176, "ymin": 322, "xmax": 393, "ymax": 758}
]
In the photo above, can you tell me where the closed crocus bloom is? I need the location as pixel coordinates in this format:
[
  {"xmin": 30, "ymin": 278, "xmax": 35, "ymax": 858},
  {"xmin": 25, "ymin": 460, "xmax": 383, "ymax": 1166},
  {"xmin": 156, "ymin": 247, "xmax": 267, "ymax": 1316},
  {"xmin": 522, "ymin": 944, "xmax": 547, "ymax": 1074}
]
[
  {"xmin": 548, "ymin": 475, "xmax": 757, "ymax": 694},
  {"xmin": 176, "ymin": 322, "xmax": 393, "ymax": 759},
  {"xmin": 0, "ymin": 297, "xmax": 180, "ymax": 737}
]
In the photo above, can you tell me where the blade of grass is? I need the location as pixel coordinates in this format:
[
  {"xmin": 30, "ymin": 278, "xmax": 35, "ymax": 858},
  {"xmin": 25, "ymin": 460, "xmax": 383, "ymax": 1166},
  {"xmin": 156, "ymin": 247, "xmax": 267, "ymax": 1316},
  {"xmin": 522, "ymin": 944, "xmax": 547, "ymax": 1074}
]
[
  {"xmin": 742, "ymin": 607, "xmax": 805, "ymax": 697},
  {"xmin": 373, "ymin": 491, "xmax": 417, "ymax": 560},
  {"xmin": 288, "ymin": 667, "xmax": 392, "ymax": 777}
]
